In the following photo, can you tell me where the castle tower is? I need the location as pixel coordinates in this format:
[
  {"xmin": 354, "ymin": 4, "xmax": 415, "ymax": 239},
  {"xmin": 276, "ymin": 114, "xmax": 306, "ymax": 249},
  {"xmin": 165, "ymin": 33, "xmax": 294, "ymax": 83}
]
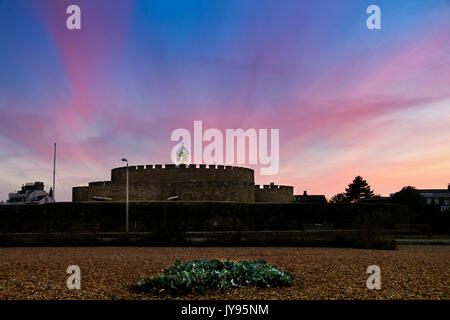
[{"xmin": 176, "ymin": 143, "xmax": 190, "ymax": 165}]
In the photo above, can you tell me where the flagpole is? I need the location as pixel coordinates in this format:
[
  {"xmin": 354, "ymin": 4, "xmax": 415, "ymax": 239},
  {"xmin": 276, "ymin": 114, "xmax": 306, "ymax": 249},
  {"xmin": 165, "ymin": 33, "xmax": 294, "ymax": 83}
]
[{"xmin": 53, "ymin": 143, "xmax": 56, "ymax": 201}]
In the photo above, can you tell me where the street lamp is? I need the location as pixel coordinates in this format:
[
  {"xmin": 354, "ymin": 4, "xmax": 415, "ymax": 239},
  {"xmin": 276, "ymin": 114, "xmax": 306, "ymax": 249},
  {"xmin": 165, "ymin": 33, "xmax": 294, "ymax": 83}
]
[{"xmin": 121, "ymin": 158, "xmax": 129, "ymax": 234}]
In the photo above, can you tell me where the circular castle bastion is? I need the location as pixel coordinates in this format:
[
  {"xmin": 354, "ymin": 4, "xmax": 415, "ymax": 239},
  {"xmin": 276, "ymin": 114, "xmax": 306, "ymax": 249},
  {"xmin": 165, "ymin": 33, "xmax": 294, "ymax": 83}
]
[{"xmin": 72, "ymin": 164, "xmax": 293, "ymax": 203}]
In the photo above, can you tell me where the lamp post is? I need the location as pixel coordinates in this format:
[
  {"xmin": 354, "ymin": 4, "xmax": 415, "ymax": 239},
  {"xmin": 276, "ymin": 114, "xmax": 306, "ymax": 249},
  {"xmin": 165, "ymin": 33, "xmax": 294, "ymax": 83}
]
[{"xmin": 121, "ymin": 158, "xmax": 129, "ymax": 234}]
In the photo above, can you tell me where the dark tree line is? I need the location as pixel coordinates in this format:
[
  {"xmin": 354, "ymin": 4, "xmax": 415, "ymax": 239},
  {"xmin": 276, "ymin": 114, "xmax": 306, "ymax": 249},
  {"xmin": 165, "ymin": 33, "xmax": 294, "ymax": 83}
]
[{"xmin": 330, "ymin": 178, "xmax": 448, "ymax": 232}]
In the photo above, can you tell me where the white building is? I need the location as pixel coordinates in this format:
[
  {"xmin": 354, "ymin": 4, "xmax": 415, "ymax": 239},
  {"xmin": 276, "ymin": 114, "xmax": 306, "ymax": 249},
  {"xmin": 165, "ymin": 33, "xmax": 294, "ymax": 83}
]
[
  {"xmin": 176, "ymin": 143, "xmax": 190, "ymax": 166},
  {"xmin": 418, "ymin": 184, "xmax": 450, "ymax": 212},
  {"xmin": 6, "ymin": 182, "xmax": 54, "ymax": 205}
]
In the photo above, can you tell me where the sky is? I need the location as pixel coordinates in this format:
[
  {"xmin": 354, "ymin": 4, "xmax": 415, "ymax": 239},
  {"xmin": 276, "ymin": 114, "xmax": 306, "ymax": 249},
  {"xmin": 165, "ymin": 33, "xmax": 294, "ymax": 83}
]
[{"xmin": 0, "ymin": 0, "xmax": 449, "ymax": 201}]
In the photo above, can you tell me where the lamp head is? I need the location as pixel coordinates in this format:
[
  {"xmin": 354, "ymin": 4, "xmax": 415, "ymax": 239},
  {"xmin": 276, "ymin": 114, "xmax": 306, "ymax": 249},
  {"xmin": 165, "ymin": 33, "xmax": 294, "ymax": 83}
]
[{"xmin": 121, "ymin": 158, "xmax": 128, "ymax": 162}]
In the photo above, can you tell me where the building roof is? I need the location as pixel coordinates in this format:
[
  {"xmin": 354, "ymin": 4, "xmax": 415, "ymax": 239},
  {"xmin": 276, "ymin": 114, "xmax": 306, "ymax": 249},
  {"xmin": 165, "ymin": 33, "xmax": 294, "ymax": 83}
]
[
  {"xmin": 418, "ymin": 185, "xmax": 450, "ymax": 196},
  {"xmin": 177, "ymin": 144, "xmax": 190, "ymax": 155},
  {"xmin": 294, "ymin": 193, "xmax": 327, "ymax": 203},
  {"xmin": 418, "ymin": 189, "xmax": 450, "ymax": 194}
]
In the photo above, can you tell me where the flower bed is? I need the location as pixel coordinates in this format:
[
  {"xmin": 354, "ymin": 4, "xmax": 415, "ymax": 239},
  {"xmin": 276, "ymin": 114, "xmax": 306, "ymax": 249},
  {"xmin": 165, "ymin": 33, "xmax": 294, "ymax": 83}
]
[{"xmin": 132, "ymin": 259, "xmax": 293, "ymax": 295}]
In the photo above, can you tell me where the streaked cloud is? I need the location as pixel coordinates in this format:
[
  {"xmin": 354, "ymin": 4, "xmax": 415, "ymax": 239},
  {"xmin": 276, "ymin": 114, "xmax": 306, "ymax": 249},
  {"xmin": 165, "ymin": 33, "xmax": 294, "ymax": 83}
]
[{"xmin": 0, "ymin": 0, "xmax": 449, "ymax": 200}]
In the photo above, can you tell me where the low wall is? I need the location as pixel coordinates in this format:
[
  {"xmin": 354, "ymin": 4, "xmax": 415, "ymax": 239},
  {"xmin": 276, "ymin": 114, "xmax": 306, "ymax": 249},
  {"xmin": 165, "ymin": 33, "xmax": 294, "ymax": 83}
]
[
  {"xmin": 0, "ymin": 230, "xmax": 369, "ymax": 247},
  {"xmin": 0, "ymin": 202, "xmax": 409, "ymax": 234}
]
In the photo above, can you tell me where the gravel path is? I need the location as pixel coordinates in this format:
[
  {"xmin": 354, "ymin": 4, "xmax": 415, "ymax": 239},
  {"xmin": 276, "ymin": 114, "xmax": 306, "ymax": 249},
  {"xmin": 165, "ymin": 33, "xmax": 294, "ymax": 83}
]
[{"xmin": 0, "ymin": 246, "xmax": 448, "ymax": 300}]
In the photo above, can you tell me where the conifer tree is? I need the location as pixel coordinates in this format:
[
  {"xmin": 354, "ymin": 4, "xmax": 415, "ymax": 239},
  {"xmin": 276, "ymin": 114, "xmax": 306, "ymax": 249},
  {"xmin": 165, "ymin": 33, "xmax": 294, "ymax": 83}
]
[{"xmin": 344, "ymin": 176, "xmax": 374, "ymax": 202}]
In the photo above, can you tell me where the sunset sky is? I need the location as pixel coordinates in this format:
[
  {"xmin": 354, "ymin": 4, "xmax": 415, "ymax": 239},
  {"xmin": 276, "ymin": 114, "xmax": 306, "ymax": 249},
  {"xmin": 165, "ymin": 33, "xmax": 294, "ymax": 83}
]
[{"xmin": 0, "ymin": 0, "xmax": 449, "ymax": 201}]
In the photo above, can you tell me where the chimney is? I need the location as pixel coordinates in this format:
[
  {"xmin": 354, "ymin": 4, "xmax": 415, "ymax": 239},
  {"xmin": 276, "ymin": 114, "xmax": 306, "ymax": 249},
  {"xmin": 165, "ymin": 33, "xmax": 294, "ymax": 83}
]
[{"xmin": 448, "ymin": 183, "xmax": 450, "ymax": 190}]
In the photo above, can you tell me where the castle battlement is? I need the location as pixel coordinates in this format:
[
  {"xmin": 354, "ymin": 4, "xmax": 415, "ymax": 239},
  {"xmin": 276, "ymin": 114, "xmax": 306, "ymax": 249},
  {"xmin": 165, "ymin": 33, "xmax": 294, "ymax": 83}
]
[
  {"xmin": 74, "ymin": 164, "xmax": 291, "ymax": 203},
  {"xmin": 254, "ymin": 183, "xmax": 292, "ymax": 190},
  {"xmin": 112, "ymin": 164, "xmax": 253, "ymax": 172},
  {"xmin": 254, "ymin": 182, "xmax": 294, "ymax": 202}
]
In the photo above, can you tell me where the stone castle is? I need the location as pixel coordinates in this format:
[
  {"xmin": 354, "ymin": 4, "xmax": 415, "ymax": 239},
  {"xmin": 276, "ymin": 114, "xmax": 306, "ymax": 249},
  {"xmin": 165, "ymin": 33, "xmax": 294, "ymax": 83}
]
[
  {"xmin": 72, "ymin": 164, "xmax": 293, "ymax": 203},
  {"xmin": 73, "ymin": 146, "xmax": 293, "ymax": 203}
]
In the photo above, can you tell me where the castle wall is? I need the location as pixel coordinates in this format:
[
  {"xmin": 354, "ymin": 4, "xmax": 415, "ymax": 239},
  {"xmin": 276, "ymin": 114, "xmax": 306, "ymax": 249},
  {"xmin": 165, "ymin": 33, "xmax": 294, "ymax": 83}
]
[
  {"xmin": 254, "ymin": 183, "xmax": 294, "ymax": 202},
  {"xmin": 162, "ymin": 181, "xmax": 254, "ymax": 202},
  {"xmin": 73, "ymin": 164, "xmax": 255, "ymax": 202},
  {"xmin": 72, "ymin": 186, "xmax": 89, "ymax": 201},
  {"xmin": 111, "ymin": 164, "xmax": 254, "ymax": 185}
]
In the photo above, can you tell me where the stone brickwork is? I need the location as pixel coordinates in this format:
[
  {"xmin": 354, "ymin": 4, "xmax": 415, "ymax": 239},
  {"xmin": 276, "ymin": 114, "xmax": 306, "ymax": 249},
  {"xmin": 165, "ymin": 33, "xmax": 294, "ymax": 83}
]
[
  {"xmin": 72, "ymin": 186, "xmax": 89, "ymax": 202},
  {"xmin": 254, "ymin": 182, "xmax": 294, "ymax": 202},
  {"xmin": 73, "ymin": 164, "xmax": 293, "ymax": 203}
]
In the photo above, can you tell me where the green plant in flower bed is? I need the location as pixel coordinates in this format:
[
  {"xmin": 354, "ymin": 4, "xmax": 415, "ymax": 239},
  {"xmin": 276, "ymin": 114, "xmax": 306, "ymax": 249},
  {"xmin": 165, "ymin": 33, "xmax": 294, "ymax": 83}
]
[{"xmin": 132, "ymin": 259, "xmax": 293, "ymax": 295}]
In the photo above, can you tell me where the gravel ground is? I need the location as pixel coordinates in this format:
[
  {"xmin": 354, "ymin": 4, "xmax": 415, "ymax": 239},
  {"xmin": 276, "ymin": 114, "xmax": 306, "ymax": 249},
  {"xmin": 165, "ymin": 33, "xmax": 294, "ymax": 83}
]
[{"xmin": 0, "ymin": 246, "xmax": 448, "ymax": 300}]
